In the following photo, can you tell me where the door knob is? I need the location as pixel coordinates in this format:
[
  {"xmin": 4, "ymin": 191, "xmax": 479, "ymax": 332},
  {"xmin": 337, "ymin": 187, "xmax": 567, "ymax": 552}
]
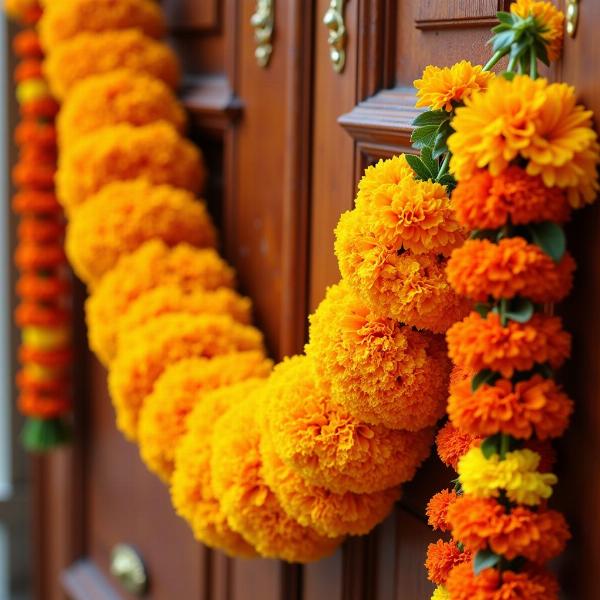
[
  {"xmin": 323, "ymin": 0, "xmax": 347, "ymax": 73},
  {"xmin": 110, "ymin": 544, "xmax": 148, "ymax": 596},
  {"xmin": 566, "ymin": 0, "xmax": 579, "ymax": 37},
  {"xmin": 251, "ymin": 0, "xmax": 275, "ymax": 68}
]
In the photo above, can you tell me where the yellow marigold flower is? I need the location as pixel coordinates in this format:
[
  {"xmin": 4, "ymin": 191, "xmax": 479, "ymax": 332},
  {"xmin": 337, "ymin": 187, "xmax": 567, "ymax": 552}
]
[
  {"xmin": 57, "ymin": 122, "xmax": 204, "ymax": 214},
  {"xmin": 117, "ymin": 286, "xmax": 253, "ymax": 351},
  {"xmin": 259, "ymin": 355, "xmax": 433, "ymax": 494},
  {"xmin": 16, "ymin": 79, "xmax": 50, "ymax": 104},
  {"xmin": 139, "ymin": 353, "xmax": 272, "ymax": 482},
  {"xmin": 171, "ymin": 379, "xmax": 265, "ymax": 558},
  {"xmin": 305, "ymin": 282, "xmax": 450, "ymax": 430},
  {"xmin": 414, "ymin": 61, "xmax": 495, "ymax": 112},
  {"xmin": 5, "ymin": 0, "xmax": 37, "ymax": 20},
  {"xmin": 260, "ymin": 432, "xmax": 399, "ymax": 538},
  {"xmin": 511, "ymin": 0, "xmax": 564, "ymax": 62},
  {"xmin": 44, "ymin": 29, "xmax": 180, "ymax": 99},
  {"xmin": 108, "ymin": 312, "xmax": 265, "ymax": 440},
  {"xmin": 65, "ymin": 180, "xmax": 216, "ymax": 287},
  {"xmin": 211, "ymin": 393, "xmax": 342, "ymax": 562},
  {"xmin": 335, "ymin": 209, "xmax": 470, "ymax": 333},
  {"xmin": 431, "ymin": 586, "xmax": 450, "ymax": 600},
  {"xmin": 458, "ymin": 447, "xmax": 558, "ymax": 506},
  {"xmin": 449, "ymin": 75, "xmax": 599, "ymax": 207},
  {"xmin": 58, "ymin": 70, "xmax": 186, "ymax": 148},
  {"xmin": 22, "ymin": 326, "xmax": 70, "ymax": 351},
  {"xmin": 39, "ymin": 0, "xmax": 165, "ymax": 51},
  {"xmin": 86, "ymin": 240, "xmax": 235, "ymax": 364},
  {"xmin": 355, "ymin": 154, "xmax": 414, "ymax": 209}
]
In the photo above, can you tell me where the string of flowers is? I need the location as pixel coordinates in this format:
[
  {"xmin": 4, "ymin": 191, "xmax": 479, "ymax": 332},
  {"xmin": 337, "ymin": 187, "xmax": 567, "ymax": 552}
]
[
  {"xmin": 6, "ymin": 0, "xmax": 73, "ymax": 451},
  {"xmin": 419, "ymin": 2, "xmax": 599, "ymax": 598},
  {"xmin": 2, "ymin": 0, "xmax": 468, "ymax": 564}
]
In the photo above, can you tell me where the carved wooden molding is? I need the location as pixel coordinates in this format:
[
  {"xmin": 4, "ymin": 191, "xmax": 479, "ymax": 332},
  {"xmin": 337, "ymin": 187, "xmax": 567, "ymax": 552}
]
[
  {"xmin": 338, "ymin": 87, "xmax": 420, "ymax": 147},
  {"xmin": 180, "ymin": 75, "xmax": 243, "ymax": 134},
  {"xmin": 415, "ymin": 0, "xmax": 511, "ymax": 30}
]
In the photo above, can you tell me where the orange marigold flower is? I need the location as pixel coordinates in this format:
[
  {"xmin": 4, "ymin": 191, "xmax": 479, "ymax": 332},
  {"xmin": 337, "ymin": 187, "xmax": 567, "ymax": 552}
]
[
  {"xmin": 355, "ymin": 154, "xmax": 414, "ymax": 209},
  {"xmin": 452, "ymin": 166, "xmax": 571, "ymax": 229},
  {"xmin": 44, "ymin": 29, "xmax": 180, "ymax": 99},
  {"xmin": 211, "ymin": 393, "xmax": 342, "ymax": 562},
  {"xmin": 14, "ymin": 59, "xmax": 42, "ymax": 83},
  {"xmin": 5, "ymin": 0, "xmax": 39, "ymax": 21},
  {"xmin": 414, "ymin": 61, "xmax": 494, "ymax": 112},
  {"xmin": 57, "ymin": 122, "xmax": 204, "ymax": 214},
  {"xmin": 108, "ymin": 312, "xmax": 264, "ymax": 440},
  {"xmin": 449, "ymin": 75, "xmax": 599, "ymax": 208},
  {"xmin": 15, "ymin": 120, "xmax": 56, "ymax": 148},
  {"xmin": 436, "ymin": 422, "xmax": 481, "ymax": 470},
  {"xmin": 171, "ymin": 380, "xmax": 264, "ymax": 558},
  {"xmin": 448, "ymin": 495, "xmax": 570, "ymax": 563},
  {"xmin": 426, "ymin": 540, "xmax": 471, "ymax": 585},
  {"xmin": 335, "ymin": 209, "xmax": 469, "ymax": 333},
  {"xmin": 14, "ymin": 242, "xmax": 65, "ymax": 270},
  {"xmin": 447, "ymin": 238, "xmax": 575, "ymax": 303},
  {"xmin": 58, "ymin": 69, "xmax": 186, "ymax": 148},
  {"xmin": 19, "ymin": 393, "xmax": 71, "ymax": 419},
  {"xmin": 449, "ymin": 373, "xmax": 573, "ymax": 440},
  {"xmin": 259, "ymin": 355, "xmax": 433, "ymax": 494},
  {"xmin": 66, "ymin": 180, "xmax": 216, "ymax": 287},
  {"xmin": 447, "ymin": 312, "xmax": 571, "ymax": 378},
  {"xmin": 13, "ymin": 30, "xmax": 43, "ymax": 58},
  {"xmin": 12, "ymin": 191, "xmax": 61, "ymax": 215},
  {"xmin": 86, "ymin": 241, "xmax": 236, "ymax": 365},
  {"xmin": 446, "ymin": 562, "xmax": 559, "ymax": 600},
  {"xmin": 260, "ymin": 432, "xmax": 399, "ymax": 538},
  {"xmin": 426, "ymin": 489, "xmax": 458, "ymax": 532},
  {"xmin": 39, "ymin": 0, "xmax": 165, "ymax": 50},
  {"xmin": 511, "ymin": 0, "xmax": 564, "ymax": 62},
  {"xmin": 138, "ymin": 352, "xmax": 272, "ymax": 482},
  {"xmin": 117, "ymin": 285, "xmax": 252, "ymax": 351},
  {"xmin": 305, "ymin": 282, "xmax": 450, "ymax": 430}
]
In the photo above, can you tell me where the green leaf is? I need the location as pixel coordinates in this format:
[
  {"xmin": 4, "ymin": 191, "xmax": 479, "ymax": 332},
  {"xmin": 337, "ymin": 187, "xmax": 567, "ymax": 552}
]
[
  {"xmin": 411, "ymin": 124, "xmax": 440, "ymax": 150},
  {"xmin": 470, "ymin": 229, "xmax": 497, "ymax": 241},
  {"xmin": 21, "ymin": 417, "xmax": 71, "ymax": 452},
  {"xmin": 502, "ymin": 71, "xmax": 517, "ymax": 81},
  {"xmin": 471, "ymin": 369, "xmax": 498, "ymax": 392},
  {"xmin": 492, "ymin": 29, "xmax": 516, "ymax": 53},
  {"xmin": 412, "ymin": 110, "xmax": 449, "ymax": 128},
  {"xmin": 505, "ymin": 298, "xmax": 535, "ymax": 323},
  {"xmin": 529, "ymin": 221, "xmax": 566, "ymax": 262},
  {"xmin": 405, "ymin": 154, "xmax": 435, "ymax": 182},
  {"xmin": 437, "ymin": 173, "xmax": 456, "ymax": 191},
  {"xmin": 495, "ymin": 11, "xmax": 515, "ymax": 26},
  {"xmin": 420, "ymin": 147, "xmax": 439, "ymax": 176},
  {"xmin": 474, "ymin": 303, "xmax": 491, "ymax": 318},
  {"xmin": 474, "ymin": 550, "xmax": 501, "ymax": 575},
  {"xmin": 481, "ymin": 434, "xmax": 501, "ymax": 459}
]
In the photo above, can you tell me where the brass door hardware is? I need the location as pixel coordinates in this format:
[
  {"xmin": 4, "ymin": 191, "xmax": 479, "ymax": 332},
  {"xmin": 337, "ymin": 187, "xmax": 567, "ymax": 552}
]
[
  {"xmin": 323, "ymin": 0, "xmax": 347, "ymax": 73},
  {"xmin": 251, "ymin": 0, "xmax": 275, "ymax": 68},
  {"xmin": 566, "ymin": 0, "xmax": 579, "ymax": 37},
  {"xmin": 110, "ymin": 544, "xmax": 148, "ymax": 596}
]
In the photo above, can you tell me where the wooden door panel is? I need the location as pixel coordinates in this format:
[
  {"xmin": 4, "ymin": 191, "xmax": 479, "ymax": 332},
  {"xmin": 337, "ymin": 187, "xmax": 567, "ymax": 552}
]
[{"xmin": 416, "ymin": 0, "xmax": 506, "ymax": 29}]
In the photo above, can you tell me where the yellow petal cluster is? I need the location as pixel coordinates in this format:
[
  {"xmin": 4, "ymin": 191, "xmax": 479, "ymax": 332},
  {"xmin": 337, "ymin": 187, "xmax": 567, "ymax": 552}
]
[
  {"xmin": 57, "ymin": 69, "xmax": 185, "ymax": 147},
  {"xmin": 171, "ymin": 380, "xmax": 265, "ymax": 558},
  {"xmin": 44, "ymin": 29, "xmax": 180, "ymax": 99},
  {"xmin": 211, "ymin": 393, "xmax": 341, "ymax": 563},
  {"xmin": 449, "ymin": 75, "xmax": 599, "ymax": 207},
  {"xmin": 458, "ymin": 448, "xmax": 558, "ymax": 506},
  {"xmin": 57, "ymin": 121, "xmax": 204, "ymax": 214},
  {"xmin": 139, "ymin": 353, "xmax": 272, "ymax": 482},
  {"xmin": 259, "ymin": 355, "xmax": 433, "ymax": 494},
  {"xmin": 414, "ymin": 60, "xmax": 494, "ymax": 112},
  {"xmin": 108, "ymin": 312, "xmax": 265, "ymax": 440},
  {"xmin": 306, "ymin": 282, "xmax": 450, "ymax": 430},
  {"xmin": 39, "ymin": 0, "xmax": 165, "ymax": 50},
  {"xmin": 86, "ymin": 240, "xmax": 236, "ymax": 365},
  {"xmin": 66, "ymin": 180, "xmax": 216, "ymax": 287}
]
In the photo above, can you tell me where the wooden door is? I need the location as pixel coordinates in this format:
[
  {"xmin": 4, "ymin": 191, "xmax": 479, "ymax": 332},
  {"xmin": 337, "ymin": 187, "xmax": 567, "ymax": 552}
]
[{"xmin": 30, "ymin": 1, "xmax": 599, "ymax": 599}]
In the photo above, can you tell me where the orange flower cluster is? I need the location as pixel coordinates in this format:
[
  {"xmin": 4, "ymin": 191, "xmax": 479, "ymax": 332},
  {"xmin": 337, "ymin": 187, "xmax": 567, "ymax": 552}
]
[
  {"xmin": 424, "ymin": 4, "xmax": 597, "ymax": 594},
  {"xmin": 7, "ymin": 5, "xmax": 72, "ymax": 449}
]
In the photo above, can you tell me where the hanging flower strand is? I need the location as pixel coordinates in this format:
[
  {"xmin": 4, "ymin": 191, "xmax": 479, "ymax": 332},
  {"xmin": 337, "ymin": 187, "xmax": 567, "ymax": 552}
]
[{"xmin": 421, "ymin": 1, "xmax": 599, "ymax": 598}]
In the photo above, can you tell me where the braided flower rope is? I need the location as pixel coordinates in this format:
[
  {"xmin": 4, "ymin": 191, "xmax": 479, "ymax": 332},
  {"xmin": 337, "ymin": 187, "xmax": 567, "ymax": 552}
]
[
  {"xmin": 6, "ymin": 0, "xmax": 72, "ymax": 450},
  {"xmin": 420, "ymin": 2, "xmax": 599, "ymax": 598}
]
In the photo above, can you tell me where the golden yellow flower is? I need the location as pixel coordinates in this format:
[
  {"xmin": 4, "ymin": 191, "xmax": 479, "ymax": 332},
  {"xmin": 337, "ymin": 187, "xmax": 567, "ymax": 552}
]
[
  {"xmin": 414, "ymin": 61, "xmax": 495, "ymax": 112},
  {"xmin": 431, "ymin": 586, "xmax": 450, "ymax": 600},
  {"xmin": 58, "ymin": 69, "xmax": 186, "ymax": 148},
  {"xmin": 39, "ymin": 0, "xmax": 165, "ymax": 50},
  {"xmin": 44, "ymin": 29, "xmax": 180, "ymax": 100},
  {"xmin": 458, "ymin": 447, "xmax": 558, "ymax": 506},
  {"xmin": 66, "ymin": 180, "xmax": 216, "ymax": 287},
  {"xmin": 511, "ymin": 0, "xmax": 564, "ymax": 62},
  {"xmin": 355, "ymin": 154, "xmax": 414, "ymax": 209},
  {"xmin": 449, "ymin": 75, "xmax": 599, "ymax": 206},
  {"xmin": 171, "ymin": 379, "xmax": 265, "ymax": 557}
]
